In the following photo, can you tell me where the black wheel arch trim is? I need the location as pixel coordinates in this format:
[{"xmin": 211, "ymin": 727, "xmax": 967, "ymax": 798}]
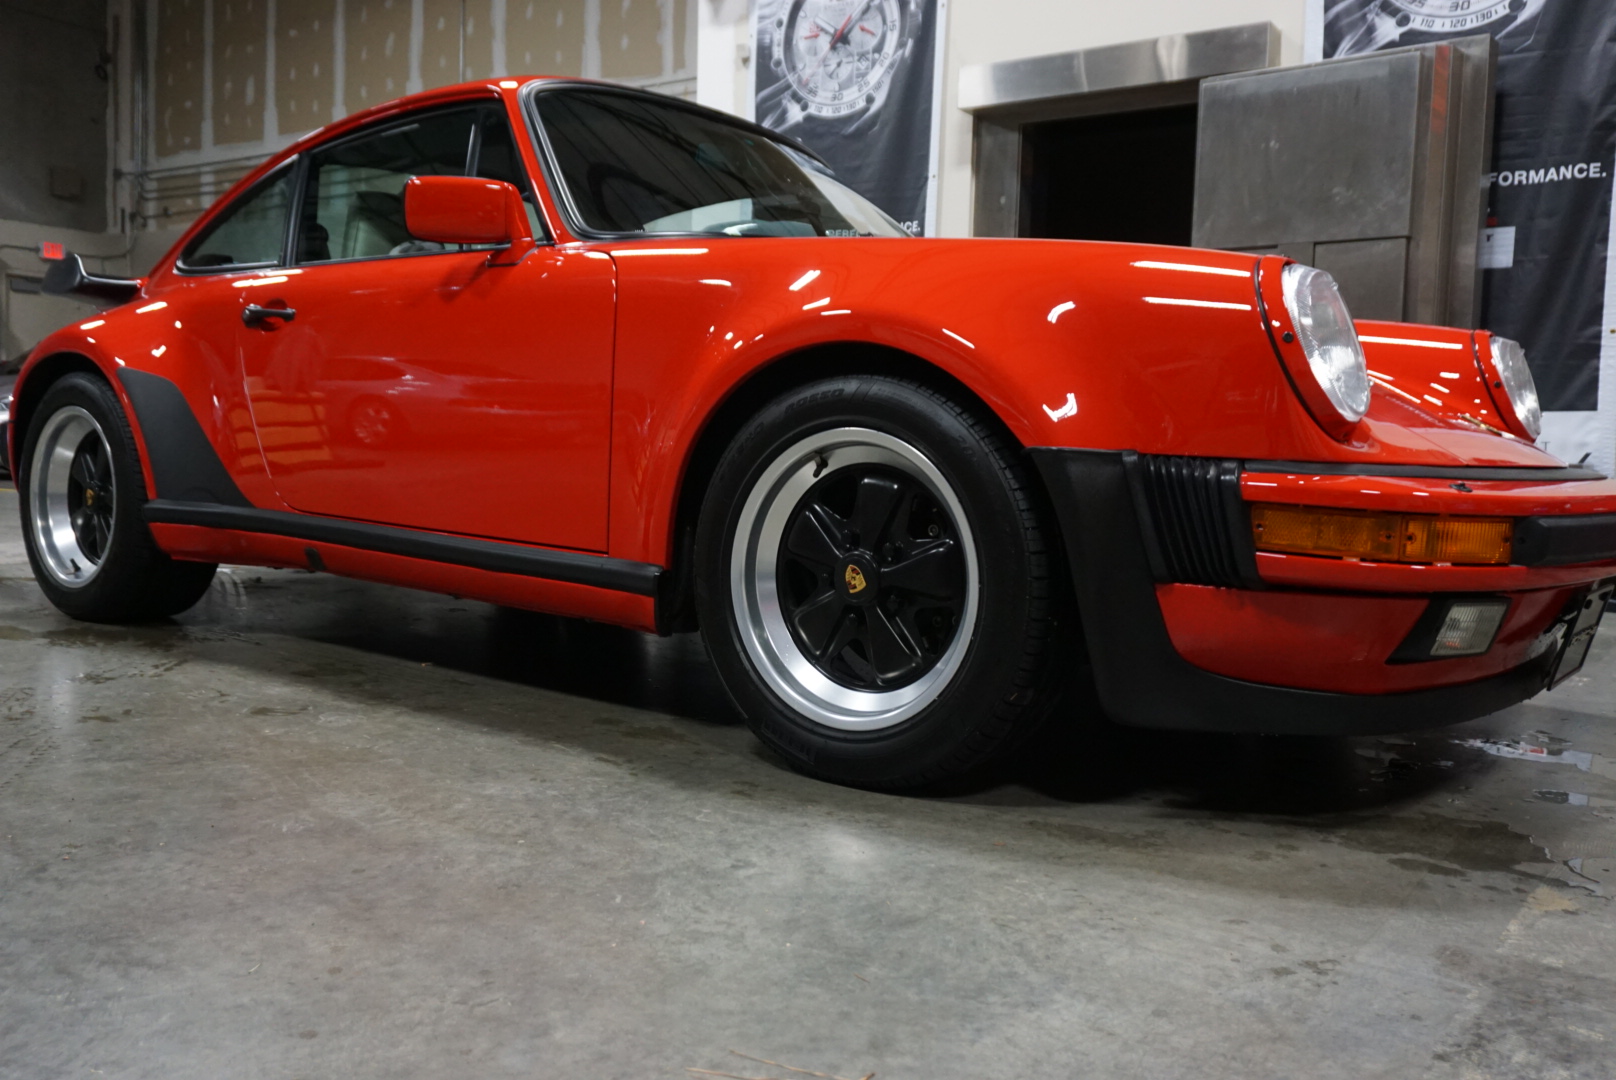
[
  {"xmin": 1029, "ymin": 447, "xmax": 1553, "ymax": 735},
  {"xmin": 143, "ymin": 500, "xmax": 662, "ymax": 596},
  {"xmin": 115, "ymin": 369, "xmax": 254, "ymax": 506}
]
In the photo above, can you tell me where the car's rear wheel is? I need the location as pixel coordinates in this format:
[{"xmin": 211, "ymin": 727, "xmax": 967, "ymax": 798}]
[
  {"xmin": 18, "ymin": 372, "xmax": 218, "ymax": 622},
  {"xmin": 696, "ymin": 375, "xmax": 1066, "ymax": 790}
]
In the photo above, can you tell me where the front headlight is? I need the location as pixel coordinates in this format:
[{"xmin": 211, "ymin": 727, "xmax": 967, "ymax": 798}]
[
  {"xmin": 1487, "ymin": 335, "xmax": 1542, "ymax": 441},
  {"xmin": 1280, "ymin": 264, "xmax": 1371, "ymax": 425}
]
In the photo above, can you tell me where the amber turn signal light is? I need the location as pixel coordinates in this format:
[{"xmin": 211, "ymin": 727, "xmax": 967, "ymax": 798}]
[{"xmin": 1251, "ymin": 504, "xmax": 1513, "ymax": 565}]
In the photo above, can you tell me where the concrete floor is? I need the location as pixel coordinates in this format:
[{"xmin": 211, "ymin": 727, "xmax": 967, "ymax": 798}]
[{"xmin": 1, "ymin": 484, "xmax": 1614, "ymax": 1080}]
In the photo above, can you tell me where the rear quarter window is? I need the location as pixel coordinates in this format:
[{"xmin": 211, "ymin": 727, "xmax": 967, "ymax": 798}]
[{"xmin": 179, "ymin": 165, "xmax": 295, "ymax": 271}]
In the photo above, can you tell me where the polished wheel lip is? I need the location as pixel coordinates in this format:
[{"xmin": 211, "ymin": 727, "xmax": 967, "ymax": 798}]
[
  {"xmin": 731, "ymin": 427, "xmax": 980, "ymax": 733},
  {"xmin": 28, "ymin": 405, "xmax": 115, "ymax": 589}
]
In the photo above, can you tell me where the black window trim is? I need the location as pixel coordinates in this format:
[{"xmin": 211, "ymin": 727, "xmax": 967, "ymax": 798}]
[
  {"xmin": 519, "ymin": 79, "xmax": 833, "ymax": 243},
  {"xmin": 175, "ymin": 158, "xmax": 300, "ymax": 276},
  {"xmin": 285, "ymin": 99, "xmax": 552, "ymax": 269}
]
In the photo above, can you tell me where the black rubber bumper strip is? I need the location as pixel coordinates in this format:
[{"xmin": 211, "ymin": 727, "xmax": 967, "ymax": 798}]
[
  {"xmin": 1243, "ymin": 460, "xmax": 1607, "ymax": 482},
  {"xmin": 1514, "ymin": 513, "xmax": 1616, "ymax": 567},
  {"xmin": 144, "ymin": 499, "xmax": 662, "ymax": 596},
  {"xmin": 1028, "ymin": 447, "xmax": 1554, "ymax": 736}
]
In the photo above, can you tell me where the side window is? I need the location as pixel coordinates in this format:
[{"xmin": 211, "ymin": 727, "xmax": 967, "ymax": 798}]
[
  {"xmin": 297, "ymin": 108, "xmax": 479, "ymax": 264},
  {"xmin": 179, "ymin": 165, "xmax": 294, "ymax": 271}
]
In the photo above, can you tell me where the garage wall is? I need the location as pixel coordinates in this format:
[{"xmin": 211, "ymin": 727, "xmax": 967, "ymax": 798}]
[
  {"xmin": 133, "ymin": 0, "xmax": 699, "ymax": 265},
  {"xmin": 1, "ymin": 0, "xmax": 113, "ymax": 234},
  {"xmin": 0, "ymin": 0, "xmax": 697, "ymax": 357},
  {"xmin": 0, "ymin": 0, "xmax": 127, "ymax": 364}
]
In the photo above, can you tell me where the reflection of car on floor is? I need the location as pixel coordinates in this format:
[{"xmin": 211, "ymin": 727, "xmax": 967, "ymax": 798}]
[{"xmin": 11, "ymin": 78, "xmax": 1616, "ymax": 790}]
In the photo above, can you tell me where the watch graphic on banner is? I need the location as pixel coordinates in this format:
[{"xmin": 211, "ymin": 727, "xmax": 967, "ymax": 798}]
[
  {"xmin": 1331, "ymin": 0, "xmax": 1547, "ymax": 55},
  {"xmin": 768, "ymin": 0, "xmax": 910, "ymax": 125}
]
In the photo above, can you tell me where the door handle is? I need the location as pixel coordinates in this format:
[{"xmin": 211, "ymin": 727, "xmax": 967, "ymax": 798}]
[{"xmin": 242, "ymin": 303, "xmax": 297, "ymax": 326}]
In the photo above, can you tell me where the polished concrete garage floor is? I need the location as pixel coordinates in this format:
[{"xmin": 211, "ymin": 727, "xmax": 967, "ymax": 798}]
[{"xmin": 1, "ymin": 485, "xmax": 1614, "ymax": 1080}]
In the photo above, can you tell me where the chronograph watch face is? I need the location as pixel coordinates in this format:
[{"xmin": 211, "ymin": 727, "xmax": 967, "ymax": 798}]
[
  {"xmin": 773, "ymin": 0, "xmax": 906, "ymax": 119},
  {"xmin": 1332, "ymin": 0, "xmax": 1546, "ymax": 54}
]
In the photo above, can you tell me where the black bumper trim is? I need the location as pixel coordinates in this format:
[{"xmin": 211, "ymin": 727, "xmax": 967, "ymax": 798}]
[
  {"xmin": 1124, "ymin": 452, "xmax": 1261, "ymax": 589},
  {"xmin": 1029, "ymin": 447, "xmax": 1553, "ymax": 735},
  {"xmin": 1244, "ymin": 460, "xmax": 1607, "ymax": 482},
  {"xmin": 1515, "ymin": 513, "xmax": 1616, "ymax": 567},
  {"xmin": 144, "ymin": 499, "xmax": 662, "ymax": 596}
]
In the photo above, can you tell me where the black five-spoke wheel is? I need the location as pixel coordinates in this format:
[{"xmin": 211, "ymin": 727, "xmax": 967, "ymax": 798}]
[
  {"xmin": 777, "ymin": 468, "xmax": 966, "ymax": 691},
  {"xmin": 27, "ymin": 403, "xmax": 118, "ymax": 587},
  {"xmin": 21, "ymin": 373, "xmax": 220, "ymax": 622},
  {"xmin": 697, "ymin": 376, "xmax": 1061, "ymax": 791},
  {"xmin": 66, "ymin": 434, "xmax": 116, "ymax": 566}
]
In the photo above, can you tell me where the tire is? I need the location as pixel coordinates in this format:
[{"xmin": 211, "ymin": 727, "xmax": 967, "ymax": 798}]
[
  {"xmin": 17, "ymin": 372, "xmax": 218, "ymax": 623},
  {"xmin": 695, "ymin": 375, "xmax": 1066, "ymax": 790}
]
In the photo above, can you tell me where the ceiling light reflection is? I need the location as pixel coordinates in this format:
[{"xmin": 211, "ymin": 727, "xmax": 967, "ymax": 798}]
[
  {"xmin": 1143, "ymin": 297, "xmax": 1252, "ymax": 311},
  {"xmin": 1358, "ymin": 335, "xmax": 1464, "ymax": 350},
  {"xmin": 610, "ymin": 248, "xmax": 709, "ymax": 257},
  {"xmin": 1131, "ymin": 260, "xmax": 1251, "ymax": 278}
]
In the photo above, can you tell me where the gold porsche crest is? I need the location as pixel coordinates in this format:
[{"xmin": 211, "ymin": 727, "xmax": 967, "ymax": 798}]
[{"xmin": 844, "ymin": 564, "xmax": 868, "ymax": 594}]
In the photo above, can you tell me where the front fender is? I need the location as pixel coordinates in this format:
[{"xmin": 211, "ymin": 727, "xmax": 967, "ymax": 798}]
[{"xmin": 605, "ymin": 237, "xmax": 1432, "ymax": 566}]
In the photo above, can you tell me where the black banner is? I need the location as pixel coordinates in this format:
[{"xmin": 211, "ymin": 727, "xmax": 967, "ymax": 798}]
[
  {"xmin": 754, "ymin": 0, "xmax": 943, "ymax": 235},
  {"xmin": 1321, "ymin": 0, "xmax": 1616, "ymax": 423}
]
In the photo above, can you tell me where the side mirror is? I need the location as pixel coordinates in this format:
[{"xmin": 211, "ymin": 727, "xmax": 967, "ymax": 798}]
[
  {"xmin": 403, "ymin": 176, "xmax": 535, "ymax": 263},
  {"xmin": 41, "ymin": 253, "xmax": 142, "ymax": 304}
]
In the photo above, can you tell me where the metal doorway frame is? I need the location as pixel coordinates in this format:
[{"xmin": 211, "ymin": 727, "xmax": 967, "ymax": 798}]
[{"xmin": 958, "ymin": 23, "xmax": 1282, "ymax": 238}]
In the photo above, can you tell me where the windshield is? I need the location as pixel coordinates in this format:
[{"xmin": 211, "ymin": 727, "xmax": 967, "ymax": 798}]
[{"xmin": 531, "ymin": 88, "xmax": 910, "ymax": 239}]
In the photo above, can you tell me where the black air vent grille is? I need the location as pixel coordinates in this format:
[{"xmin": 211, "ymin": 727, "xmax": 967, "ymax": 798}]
[{"xmin": 1128, "ymin": 454, "xmax": 1255, "ymax": 589}]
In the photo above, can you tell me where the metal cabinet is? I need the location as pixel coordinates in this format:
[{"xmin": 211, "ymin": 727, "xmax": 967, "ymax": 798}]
[
  {"xmin": 961, "ymin": 27, "xmax": 1497, "ymax": 329},
  {"xmin": 1192, "ymin": 37, "xmax": 1497, "ymax": 327}
]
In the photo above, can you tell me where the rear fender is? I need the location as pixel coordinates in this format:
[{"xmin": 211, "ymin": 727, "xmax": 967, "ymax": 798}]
[{"xmin": 15, "ymin": 295, "xmax": 280, "ymax": 509}]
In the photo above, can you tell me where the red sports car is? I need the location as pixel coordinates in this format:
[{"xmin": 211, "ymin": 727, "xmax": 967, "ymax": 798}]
[{"xmin": 15, "ymin": 78, "xmax": 1616, "ymax": 789}]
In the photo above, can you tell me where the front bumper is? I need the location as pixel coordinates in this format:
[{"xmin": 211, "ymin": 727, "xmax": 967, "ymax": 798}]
[{"xmin": 1030, "ymin": 448, "xmax": 1614, "ymax": 735}]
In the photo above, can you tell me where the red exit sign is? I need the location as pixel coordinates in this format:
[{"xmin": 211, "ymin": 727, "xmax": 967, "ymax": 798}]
[{"xmin": 38, "ymin": 241, "xmax": 65, "ymax": 261}]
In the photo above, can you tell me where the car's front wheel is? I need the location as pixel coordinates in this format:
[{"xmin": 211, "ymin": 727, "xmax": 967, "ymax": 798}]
[
  {"xmin": 18, "ymin": 372, "xmax": 218, "ymax": 622},
  {"xmin": 696, "ymin": 376, "xmax": 1066, "ymax": 790}
]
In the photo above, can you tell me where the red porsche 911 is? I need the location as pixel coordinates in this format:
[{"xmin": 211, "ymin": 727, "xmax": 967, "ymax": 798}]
[{"xmin": 15, "ymin": 78, "xmax": 1616, "ymax": 789}]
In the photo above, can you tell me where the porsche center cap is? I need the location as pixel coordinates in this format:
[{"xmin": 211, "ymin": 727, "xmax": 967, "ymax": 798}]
[{"xmin": 840, "ymin": 556, "xmax": 877, "ymax": 603}]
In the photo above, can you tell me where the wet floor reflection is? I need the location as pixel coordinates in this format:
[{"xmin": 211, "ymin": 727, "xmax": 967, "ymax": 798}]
[
  {"xmin": 177, "ymin": 567, "xmax": 1509, "ymax": 817},
  {"xmin": 1000, "ymin": 710, "xmax": 1475, "ymax": 814},
  {"xmin": 190, "ymin": 568, "xmax": 743, "ymax": 725}
]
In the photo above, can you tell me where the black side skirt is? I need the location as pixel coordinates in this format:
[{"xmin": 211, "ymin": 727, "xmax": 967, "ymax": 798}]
[
  {"xmin": 144, "ymin": 499, "xmax": 662, "ymax": 597},
  {"xmin": 1029, "ymin": 448, "xmax": 1553, "ymax": 735}
]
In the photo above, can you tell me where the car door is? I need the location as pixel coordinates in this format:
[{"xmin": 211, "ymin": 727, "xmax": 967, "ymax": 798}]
[
  {"xmin": 236, "ymin": 101, "xmax": 616, "ymax": 552},
  {"xmin": 160, "ymin": 162, "xmax": 302, "ymax": 500}
]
